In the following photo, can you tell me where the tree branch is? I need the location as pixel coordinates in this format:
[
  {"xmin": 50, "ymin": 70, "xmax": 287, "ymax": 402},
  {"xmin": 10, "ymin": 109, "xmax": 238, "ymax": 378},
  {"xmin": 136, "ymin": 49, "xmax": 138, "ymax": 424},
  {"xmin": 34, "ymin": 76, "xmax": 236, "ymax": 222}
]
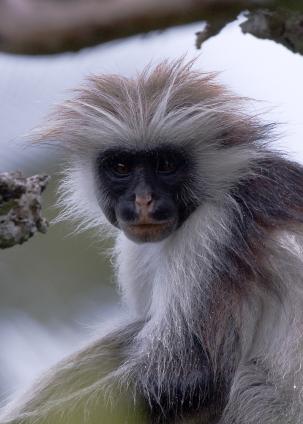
[
  {"xmin": 0, "ymin": 0, "xmax": 298, "ymax": 55},
  {"xmin": 240, "ymin": 9, "xmax": 303, "ymax": 55},
  {"xmin": 0, "ymin": 172, "xmax": 49, "ymax": 249}
]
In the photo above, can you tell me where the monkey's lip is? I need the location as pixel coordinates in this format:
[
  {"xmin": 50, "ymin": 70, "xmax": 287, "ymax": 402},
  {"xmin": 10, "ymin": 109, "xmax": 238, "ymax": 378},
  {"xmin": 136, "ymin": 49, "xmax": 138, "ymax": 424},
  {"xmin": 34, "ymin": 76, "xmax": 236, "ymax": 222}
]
[
  {"xmin": 123, "ymin": 220, "xmax": 175, "ymax": 238},
  {"xmin": 120, "ymin": 219, "xmax": 177, "ymax": 243},
  {"xmin": 127, "ymin": 221, "xmax": 173, "ymax": 231}
]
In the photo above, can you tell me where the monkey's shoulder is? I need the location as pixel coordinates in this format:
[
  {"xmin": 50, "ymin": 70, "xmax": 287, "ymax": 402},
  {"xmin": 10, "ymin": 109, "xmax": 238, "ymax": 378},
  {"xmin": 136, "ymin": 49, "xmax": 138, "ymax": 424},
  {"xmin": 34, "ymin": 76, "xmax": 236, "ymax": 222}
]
[{"xmin": 232, "ymin": 156, "xmax": 303, "ymax": 229}]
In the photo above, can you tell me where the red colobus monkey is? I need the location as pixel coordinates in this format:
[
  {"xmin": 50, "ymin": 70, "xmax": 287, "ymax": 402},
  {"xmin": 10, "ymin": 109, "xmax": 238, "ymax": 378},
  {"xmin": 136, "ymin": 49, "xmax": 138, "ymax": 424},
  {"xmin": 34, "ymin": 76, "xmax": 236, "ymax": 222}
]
[{"xmin": 1, "ymin": 59, "xmax": 303, "ymax": 424}]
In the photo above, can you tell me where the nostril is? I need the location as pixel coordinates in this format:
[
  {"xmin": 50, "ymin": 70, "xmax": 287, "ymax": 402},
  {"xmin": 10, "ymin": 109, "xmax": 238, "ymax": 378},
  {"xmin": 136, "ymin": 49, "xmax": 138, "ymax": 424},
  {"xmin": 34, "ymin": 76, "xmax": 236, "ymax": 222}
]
[{"xmin": 135, "ymin": 194, "xmax": 153, "ymax": 207}]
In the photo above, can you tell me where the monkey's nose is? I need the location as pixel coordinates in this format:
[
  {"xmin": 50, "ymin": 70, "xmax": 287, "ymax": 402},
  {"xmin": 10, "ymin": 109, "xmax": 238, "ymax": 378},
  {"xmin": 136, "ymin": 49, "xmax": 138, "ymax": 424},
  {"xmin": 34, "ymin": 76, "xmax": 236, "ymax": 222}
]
[{"xmin": 135, "ymin": 193, "xmax": 153, "ymax": 208}]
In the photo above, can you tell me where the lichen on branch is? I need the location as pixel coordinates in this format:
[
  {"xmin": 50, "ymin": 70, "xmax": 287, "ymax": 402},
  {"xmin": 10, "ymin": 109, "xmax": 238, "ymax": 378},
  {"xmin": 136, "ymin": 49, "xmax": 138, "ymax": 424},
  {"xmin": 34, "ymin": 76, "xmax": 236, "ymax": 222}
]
[
  {"xmin": 240, "ymin": 9, "xmax": 303, "ymax": 55},
  {"xmin": 0, "ymin": 172, "xmax": 49, "ymax": 249}
]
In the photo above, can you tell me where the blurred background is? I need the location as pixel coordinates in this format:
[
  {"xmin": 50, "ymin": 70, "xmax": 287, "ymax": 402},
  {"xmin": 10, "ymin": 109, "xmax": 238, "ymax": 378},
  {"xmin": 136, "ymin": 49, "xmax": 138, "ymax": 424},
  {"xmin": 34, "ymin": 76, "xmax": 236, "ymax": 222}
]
[{"xmin": 0, "ymin": 0, "xmax": 303, "ymax": 401}]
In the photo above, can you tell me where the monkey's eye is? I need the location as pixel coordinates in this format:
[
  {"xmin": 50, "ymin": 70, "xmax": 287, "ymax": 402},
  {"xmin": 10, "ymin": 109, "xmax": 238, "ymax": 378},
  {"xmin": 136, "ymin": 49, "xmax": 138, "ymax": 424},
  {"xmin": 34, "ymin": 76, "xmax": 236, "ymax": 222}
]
[
  {"xmin": 111, "ymin": 161, "xmax": 131, "ymax": 176},
  {"xmin": 156, "ymin": 158, "xmax": 177, "ymax": 174}
]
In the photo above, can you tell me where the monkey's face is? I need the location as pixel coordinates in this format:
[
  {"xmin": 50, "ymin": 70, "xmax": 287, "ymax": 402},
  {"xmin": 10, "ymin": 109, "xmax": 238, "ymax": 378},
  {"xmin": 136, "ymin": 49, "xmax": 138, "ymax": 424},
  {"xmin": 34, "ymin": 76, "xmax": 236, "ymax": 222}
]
[{"xmin": 95, "ymin": 146, "xmax": 197, "ymax": 243}]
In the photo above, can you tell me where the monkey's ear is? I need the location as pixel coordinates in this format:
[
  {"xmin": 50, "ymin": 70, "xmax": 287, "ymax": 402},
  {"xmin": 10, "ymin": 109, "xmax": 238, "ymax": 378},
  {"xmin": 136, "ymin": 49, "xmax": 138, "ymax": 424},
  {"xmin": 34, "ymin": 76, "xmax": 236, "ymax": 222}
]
[{"xmin": 233, "ymin": 156, "xmax": 303, "ymax": 230}]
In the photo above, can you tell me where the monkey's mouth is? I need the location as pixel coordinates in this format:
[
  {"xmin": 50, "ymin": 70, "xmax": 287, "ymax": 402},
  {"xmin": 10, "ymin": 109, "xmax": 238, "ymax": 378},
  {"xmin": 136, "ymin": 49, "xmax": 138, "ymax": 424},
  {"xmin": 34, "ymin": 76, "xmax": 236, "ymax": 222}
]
[{"xmin": 121, "ymin": 220, "xmax": 176, "ymax": 243}]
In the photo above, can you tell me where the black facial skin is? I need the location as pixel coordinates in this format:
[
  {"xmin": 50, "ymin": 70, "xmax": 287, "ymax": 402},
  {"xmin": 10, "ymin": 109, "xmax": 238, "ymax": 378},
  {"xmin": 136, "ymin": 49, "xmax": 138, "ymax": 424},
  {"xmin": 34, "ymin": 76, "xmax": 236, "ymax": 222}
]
[{"xmin": 95, "ymin": 146, "xmax": 198, "ymax": 243}]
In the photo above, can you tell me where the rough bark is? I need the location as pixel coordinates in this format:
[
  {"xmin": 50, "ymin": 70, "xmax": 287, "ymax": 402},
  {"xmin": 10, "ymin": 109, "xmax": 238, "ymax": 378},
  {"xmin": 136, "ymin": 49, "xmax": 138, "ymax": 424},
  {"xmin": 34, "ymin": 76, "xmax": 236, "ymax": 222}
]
[
  {"xmin": 0, "ymin": 172, "xmax": 49, "ymax": 249},
  {"xmin": 240, "ymin": 9, "xmax": 303, "ymax": 55},
  {"xmin": 196, "ymin": 7, "xmax": 303, "ymax": 54},
  {"xmin": 0, "ymin": 0, "xmax": 302, "ymax": 55}
]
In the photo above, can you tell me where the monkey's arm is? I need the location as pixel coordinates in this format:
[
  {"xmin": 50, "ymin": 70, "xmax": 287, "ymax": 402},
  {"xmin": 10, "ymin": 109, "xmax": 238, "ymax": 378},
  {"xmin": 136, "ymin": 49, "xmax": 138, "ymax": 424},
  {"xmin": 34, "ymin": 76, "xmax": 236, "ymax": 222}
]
[
  {"xmin": 0, "ymin": 321, "xmax": 146, "ymax": 424},
  {"xmin": 217, "ymin": 155, "xmax": 303, "ymax": 424}
]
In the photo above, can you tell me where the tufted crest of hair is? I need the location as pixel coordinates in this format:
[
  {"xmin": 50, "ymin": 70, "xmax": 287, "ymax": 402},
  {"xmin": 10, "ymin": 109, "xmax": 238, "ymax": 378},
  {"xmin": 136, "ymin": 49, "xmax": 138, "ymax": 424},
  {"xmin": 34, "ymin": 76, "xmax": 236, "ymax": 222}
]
[{"xmin": 31, "ymin": 58, "xmax": 274, "ymax": 233}]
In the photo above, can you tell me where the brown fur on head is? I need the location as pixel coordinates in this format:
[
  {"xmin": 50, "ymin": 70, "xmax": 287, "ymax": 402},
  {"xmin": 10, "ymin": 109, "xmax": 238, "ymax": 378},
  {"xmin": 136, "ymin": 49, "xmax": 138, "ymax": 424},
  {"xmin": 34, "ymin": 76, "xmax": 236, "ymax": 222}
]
[{"xmin": 32, "ymin": 59, "xmax": 270, "ymax": 153}]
